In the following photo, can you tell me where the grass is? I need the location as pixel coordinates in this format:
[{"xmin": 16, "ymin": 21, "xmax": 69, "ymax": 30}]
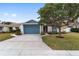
[
  {"xmin": 0, "ymin": 33, "xmax": 12, "ymax": 41},
  {"xmin": 42, "ymin": 33, "xmax": 79, "ymax": 50}
]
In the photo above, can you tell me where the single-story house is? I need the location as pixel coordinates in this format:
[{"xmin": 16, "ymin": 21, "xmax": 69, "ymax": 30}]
[
  {"xmin": 0, "ymin": 23, "xmax": 20, "ymax": 32},
  {"xmin": 20, "ymin": 20, "xmax": 71, "ymax": 34},
  {"xmin": 0, "ymin": 20, "xmax": 72, "ymax": 34}
]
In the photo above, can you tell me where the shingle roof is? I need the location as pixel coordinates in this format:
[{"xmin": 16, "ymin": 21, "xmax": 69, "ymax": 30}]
[{"xmin": 25, "ymin": 20, "xmax": 38, "ymax": 23}]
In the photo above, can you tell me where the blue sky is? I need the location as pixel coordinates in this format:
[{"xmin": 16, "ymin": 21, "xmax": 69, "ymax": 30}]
[{"xmin": 0, "ymin": 3, "xmax": 45, "ymax": 23}]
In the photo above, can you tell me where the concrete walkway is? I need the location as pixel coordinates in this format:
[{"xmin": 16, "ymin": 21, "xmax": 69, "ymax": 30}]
[{"xmin": 0, "ymin": 34, "xmax": 79, "ymax": 56}]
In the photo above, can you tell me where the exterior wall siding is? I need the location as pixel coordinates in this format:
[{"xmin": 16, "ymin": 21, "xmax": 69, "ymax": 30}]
[
  {"xmin": 52, "ymin": 26, "xmax": 57, "ymax": 32},
  {"xmin": 20, "ymin": 24, "xmax": 24, "ymax": 34},
  {"xmin": 48, "ymin": 26, "xmax": 52, "ymax": 32},
  {"xmin": 40, "ymin": 25, "xmax": 43, "ymax": 33},
  {"xmin": 13, "ymin": 27, "xmax": 16, "ymax": 30},
  {"xmin": 2, "ymin": 27, "xmax": 9, "ymax": 32},
  {"xmin": 56, "ymin": 27, "xmax": 71, "ymax": 32}
]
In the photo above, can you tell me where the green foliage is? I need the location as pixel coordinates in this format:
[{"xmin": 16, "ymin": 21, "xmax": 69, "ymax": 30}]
[
  {"xmin": 71, "ymin": 28, "xmax": 79, "ymax": 32},
  {"xmin": 38, "ymin": 4, "xmax": 69, "ymax": 25},
  {"xmin": 38, "ymin": 3, "xmax": 79, "ymax": 26},
  {"xmin": 47, "ymin": 32, "xmax": 53, "ymax": 34},
  {"xmin": 41, "ymin": 32, "xmax": 45, "ymax": 35},
  {"xmin": 38, "ymin": 3, "xmax": 79, "ymax": 37},
  {"xmin": 65, "ymin": 3, "xmax": 79, "ymax": 20},
  {"xmin": 9, "ymin": 27, "xmax": 13, "ymax": 32},
  {"xmin": 15, "ymin": 29, "xmax": 21, "ymax": 35},
  {"xmin": 9, "ymin": 27, "xmax": 21, "ymax": 35}
]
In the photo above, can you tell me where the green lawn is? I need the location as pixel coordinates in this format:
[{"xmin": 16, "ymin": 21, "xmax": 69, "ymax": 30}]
[
  {"xmin": 42, "ymin": 33, "xmax": 79, "ymax": 50},
  {"xmin": 0, "ymin": 33, "xmax": 12, "ymax": 41}
]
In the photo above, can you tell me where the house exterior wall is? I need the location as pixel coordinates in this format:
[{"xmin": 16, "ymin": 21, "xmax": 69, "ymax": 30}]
[
  {"xmin": 40, "ymin": 25, "xmax": 43, "ymax": 33},
  {"xmin": 0, "ymin": 30, "xmax": 2, "ymax": 32},
  {"xmin": 56, "ymin": 27, "xmax": 71, "ymax": 32},
  {"xmin": 53, "ymin": 28, "xmax": 58, "ymax": 32},
  {"xmin": 40, "ymin": 25, "xmax": 57, "ymax": 33},
  {"xmin": 64, "ymin": 28, "xmax": 71, "ymax": 32},
  {"xmin": 48, "ymin": 26, "xmax": 52, "ymax": 32},
  {"xmin": 20, "ymin": 23, "xmax": 71, "ymax": 34},
  {"xmin": 0, "ymin": 31, "xmax": 2, "ymax": 32},
  {"xmin": 13, "ymin": 27, "xmax": 16, "ymax": 30},
  {"xmin": 20, "ymin": 24, "xmax": 24, "ymax": 34},
  {"xmin": 2, "ymin": 27, "xmax": 9, "ymax": 32}
]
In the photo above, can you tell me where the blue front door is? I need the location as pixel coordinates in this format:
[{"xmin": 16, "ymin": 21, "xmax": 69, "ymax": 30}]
[{"xmin": 24, "ymin": 25, "xmax": 40, "ymax": 34}]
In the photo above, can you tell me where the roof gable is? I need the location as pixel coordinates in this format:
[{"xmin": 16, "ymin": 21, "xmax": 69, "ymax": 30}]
[{"xmin": 25, "ymin": 20, "xmax": 38, "ymax": 23}]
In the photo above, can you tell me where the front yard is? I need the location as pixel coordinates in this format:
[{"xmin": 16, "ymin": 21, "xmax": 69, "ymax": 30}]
[
  {"xmin": 42, "ymin": 33, "xmax": 79, "ymax": 50},
  {"xmin": 0, "ymin": 33, "xmax": 12, "ymax": 41}
]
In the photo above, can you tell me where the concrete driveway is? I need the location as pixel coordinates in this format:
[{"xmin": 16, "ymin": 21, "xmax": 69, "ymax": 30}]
[
  {"xmin": 0, "ymin": 34, "xmax": 79, "ymax": 56},
  {"xmin": 0, "ymin": 34, "xmax": 54, "ymax": 56}
]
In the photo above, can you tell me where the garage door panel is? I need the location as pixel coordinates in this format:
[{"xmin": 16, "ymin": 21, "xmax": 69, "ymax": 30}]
[{"xmin": 24, "ymin": 25, "xmax": 40, "ymax": 34}]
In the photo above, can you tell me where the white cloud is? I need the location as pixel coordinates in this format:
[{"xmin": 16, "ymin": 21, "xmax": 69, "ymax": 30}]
[{"xmin": 11, "ymin": 14, "xmax": 16, "ymax": 17}]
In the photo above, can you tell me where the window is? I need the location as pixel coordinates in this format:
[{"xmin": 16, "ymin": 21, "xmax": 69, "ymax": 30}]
[{"xmin": 0, "ymin": 27, "xmax": 2, "ymax": 30}]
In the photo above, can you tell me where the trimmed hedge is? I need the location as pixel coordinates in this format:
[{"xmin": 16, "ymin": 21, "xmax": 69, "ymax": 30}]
[{"xmin": 71, "ymin": 28, "xmax": 79, "ymax": 32}]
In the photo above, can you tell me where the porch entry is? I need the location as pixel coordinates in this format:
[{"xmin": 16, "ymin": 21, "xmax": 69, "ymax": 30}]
[{"xmin": 43, "ymin": 26, "xmax": 48, "ymax": 33}]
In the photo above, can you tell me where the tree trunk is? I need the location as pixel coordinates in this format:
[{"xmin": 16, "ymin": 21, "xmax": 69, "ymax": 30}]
[
  {"xmin": 59, "ymin": 26, "xmax": 62, "ymax": 37},
  {"xmin": 56, "ymin": 26, "xmax": 64, "ymax": 38}
]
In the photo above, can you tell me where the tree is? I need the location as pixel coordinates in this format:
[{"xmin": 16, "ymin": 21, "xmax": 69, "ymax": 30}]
[
  {"xmin": 65, "ymin": 3, "xmax": 79, "ymax": 28},
  {"xmin": 38, "ymin": 3, "xmax": 79, "ymax": 38}
]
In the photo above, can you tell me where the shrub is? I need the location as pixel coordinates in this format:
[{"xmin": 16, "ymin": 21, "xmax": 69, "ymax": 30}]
[
  {"xmin": 15, "ymin": 29, "xmax": 21, "ymax": 35},
  {"xmin": 9, "ymin": 27, "xmax": 13, "ymax": 32},
  {"xmin": 41, "ymin": 32, "xmax": 45, "ymax": 35},
  {"xmin": 15, "ymin": 31, "xmax": 21, "ymax": 35},
  {"xmin": 47, "ymin": 32, "xmax": 53, "ymax": 34},
  {"xmin": 52, "ymin": 32, "xmax": 58, "ymax": 34},
  {"xmin": 71, "ymin": 28, "xmax": 79, "ymax": 32}
]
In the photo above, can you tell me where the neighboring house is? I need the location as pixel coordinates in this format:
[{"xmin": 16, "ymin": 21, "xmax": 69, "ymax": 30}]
[{"xmin": 0, "ymin": 23, "xmax": 20, "ymax": 32}]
